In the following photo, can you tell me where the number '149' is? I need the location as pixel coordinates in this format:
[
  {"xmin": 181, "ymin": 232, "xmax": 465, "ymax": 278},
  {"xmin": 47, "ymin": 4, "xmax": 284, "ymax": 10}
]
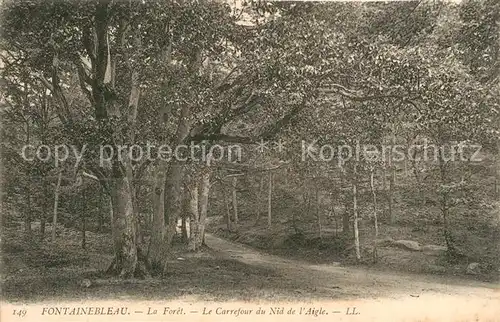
[{"xmin": 13, "ymin": 309, "xmax": 27, "ymax": 317}]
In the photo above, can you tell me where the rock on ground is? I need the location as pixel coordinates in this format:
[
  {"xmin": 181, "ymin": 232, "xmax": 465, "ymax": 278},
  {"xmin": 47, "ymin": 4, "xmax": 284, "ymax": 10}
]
[
  {"xmin": 466, "ymin": 262, "xmax": 481, "ymax": 275},
  {"xmin": 393, "ymin": 240, "xmax": 421, "ymax": 251}
]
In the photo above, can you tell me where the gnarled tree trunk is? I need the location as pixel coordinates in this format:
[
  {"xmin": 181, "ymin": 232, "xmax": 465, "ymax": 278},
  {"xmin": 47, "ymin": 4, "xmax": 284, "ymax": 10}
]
[{"xmin": 107, "ymin": 171, "xmax": 138, "ymax": 278}]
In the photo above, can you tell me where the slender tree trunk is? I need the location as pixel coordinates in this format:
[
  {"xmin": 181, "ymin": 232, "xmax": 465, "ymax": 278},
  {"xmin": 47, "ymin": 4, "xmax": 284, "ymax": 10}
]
[
  {"xmin": 221, "ymin": 178, "xmax": 232, "ymax": 231},
  {"xmin": 81, "ymin": 186, "xmax": 87, "ymax": 250},
  {"xmin": 382, "ymin": 159, "xmax": 387, "ymax": 192},
  {"xmin": 40, "ymin": 178, "xmax": 48, "ymax": 240},
  {"xmin": 81, "ymin": 215, "xmax": 87, "ymax": 250},
  {"xmin": 188, "ymin": 181, "xmax": 199, "ymax": 251},
  {"xmin": 254, "ymin": 175, "xmax": 265, "ymax": 226},
  {"xmin": 370, "ymin": 167, "xmax": 379, "ymax": 262},
  {"xmin": 232, "ymin": 176, "xmax": 239, "ymax": 226},
  {"xmin": 316, "ymin": 186, "xmax": 322, "ymax": 240},
  {"xmin": 24, "ymin": 185, "xmax": 32, "ymax": 239},
  {"xmin": 98, "ymin": 199, "xmax": 105, "ymax": 231},
  {"xmin": 410, "ymin": 147, "xmax": 425, "ymax": 206},
  {"xmin": 333, "ymin": 204, "xmax": 338, "ymax": 238},
  {"xmin": 496, "ymin": 141, "xmax": 500, "ymax": 200},
  {"xmin": 341, "ymin": 172, "xmax": 350, "ymax": 236},
  {"xmin": 388, "ymin": 125, "xmax": 396, "ymax": 224},
  {"xmin": 353, "ymin": 163, "xmax": 361, "ymax": 261},
  {"xmin": 198, "ymin": 170, "xmax": 210, "ymax": 247},
  {"xmin": 438, "ymin": 148, "xmax": 455, "ymax": 254},
  {"xmin": 267, "ymin": 171, "xmax": 273, "ymax": 229},
  {"xmin": 51, "ymin": 171, "xmax": 63, "ymax": 242},
  {"xmin": 388, "ymin": 157, "xmax": 395, "ymax": 224},
  {"xmin": 24, "ymin": 121, "xmax": 32, "ymax": 239}
]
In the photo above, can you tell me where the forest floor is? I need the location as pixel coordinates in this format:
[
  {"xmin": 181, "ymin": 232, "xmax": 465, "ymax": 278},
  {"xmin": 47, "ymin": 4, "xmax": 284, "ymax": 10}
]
[
  {"xmin": 207, "ymin": 195, "xmax": 500, "ymax": 283},
  {"xmin": 1, "ymin": 219, "xmax": 499, "ymax": 305}
]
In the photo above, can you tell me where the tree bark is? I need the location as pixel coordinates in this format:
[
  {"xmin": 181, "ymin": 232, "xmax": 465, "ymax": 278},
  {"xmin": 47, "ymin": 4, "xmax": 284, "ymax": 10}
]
[
  {"xmin": 388, "ymin": 124, "xmax": 396, "ymax": 224},
  {"xmin": 316, "ymin": 186, "xmax": 322, "ymax": 240},
  {"xmin": 24, "ymin": 185, "xmax": 32, "ymax": 239},
  {"xmin": 267, "ymin": 171, "xmax": 273, "ymax": 229},
  {"xmin": 388, "ymin": 156, "xmax": 395, "ymax": 224},
  {"xmin": 198, "ymin": 170, "xmax": 210, "ymax": 246},
  {"xmin": 181, "ymin": 215, "xmax": 188, "ymax": 243},
  {"xmin": 51, "ymin": 171, "xmax": 63, "ymax": 243},
  {"xmin": 353, "ymin": 163, "xmax": 361, "ymax": 261},
  {"xmin": 108, "ymin": 171, "xmax": 138, "ymax": 278},
  {"xmin": 221, "ymin": 177, "xmax": 232, "ymax": 231},
  {"xmin": 410, "ymin": 146, "xmax": 425, "ymax": 206},
  {"xmin": 370, "ymin": 167, "xmax": 379, "ymax": 262},
  {"xmin": 148, "ymin": 164, "xmax": 167, "ymax": 271},
  {"xmin": 438, "ymin": 148, "xmax": 455, "ymax": 254},
  {"xmin": 496, "ymin": 141, "xmax": 500, "ymax": 200},
  {"xmin": 232, "ymin": 176, "xmax": 239, "ymax": 226},
  {"xmin": 254, "ymin": 175, "xmax": 265, "ymax": 226},
  {"xmin": 24, "ymin": 121, "xmax": 32, "ymax": 239},
  {"xmin": 40, "ymin": 178, "xmax": 48, "ymax": 241},
  {"xmin": 340, "ymin": 169, "xmax": 350, "ymax": 236},
  {"xmin": 188, "ymin": 181, "xmax": 199, "ymax": 251}
]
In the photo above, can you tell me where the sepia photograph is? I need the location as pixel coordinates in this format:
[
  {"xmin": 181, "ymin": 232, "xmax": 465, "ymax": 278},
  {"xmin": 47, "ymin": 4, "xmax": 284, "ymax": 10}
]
[{"xmin": 0, "ymin": 0, "xmax": 499, "ymax": 321}]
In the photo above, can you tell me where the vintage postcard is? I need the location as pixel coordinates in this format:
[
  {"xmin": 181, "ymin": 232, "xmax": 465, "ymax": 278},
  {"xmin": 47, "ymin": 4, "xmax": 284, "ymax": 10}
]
[{"xmin": 0, "ymin": 0, "xmax": 499, "ymax": 321}]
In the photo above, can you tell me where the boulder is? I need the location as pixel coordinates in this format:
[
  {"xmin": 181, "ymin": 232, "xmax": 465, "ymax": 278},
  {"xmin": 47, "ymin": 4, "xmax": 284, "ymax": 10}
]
[
  {"xmin": 393, "ymin": 240, "xmax": 421, "ymax": 251},
  {"xmin": 466, "ymin": 262, "xmax": 481, "ymax": 275},
  {"xmin": 375, "ymin": 237, "xmax": 395, "ymax": 247},
  {"xmin": 422, "ymin": 244, "xmax": 447, "ymax": 256}
]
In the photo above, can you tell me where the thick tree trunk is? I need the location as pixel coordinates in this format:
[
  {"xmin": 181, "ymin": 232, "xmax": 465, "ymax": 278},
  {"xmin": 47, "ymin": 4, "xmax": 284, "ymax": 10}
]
[
  {"xmin": 161, "ymin": 100, "xmax": 191, "ymax": 248},
  {"xmin": 108, "ymin": 173, "xmax": 138, "ymax": 278},
  {"xmin": 164, "ymin": 163, "xmax": 186, "ymax": 242},
  {"xmin": 148, "ymin": 165, "xmax": 167, "ymax": 271},
  {"xmin": 353, "ymin": 163, "xmax": 361, "ymax": 261},
  {"xmin": 51, "ymin": 171, "xmax": 63, "ymax": 242}
]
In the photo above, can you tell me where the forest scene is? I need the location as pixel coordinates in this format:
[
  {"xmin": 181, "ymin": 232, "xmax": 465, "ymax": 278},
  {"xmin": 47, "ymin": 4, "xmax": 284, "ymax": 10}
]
[{"xmin": 0, "ymin": 0, "xmax": 499, "ymax": 303}]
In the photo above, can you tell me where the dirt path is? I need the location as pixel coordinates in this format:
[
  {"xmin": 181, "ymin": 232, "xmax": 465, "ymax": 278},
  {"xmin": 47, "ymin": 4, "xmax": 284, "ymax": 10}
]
[{"xmin": 205, "ymin": 233, "xmax": 499, "ymax": 300}]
